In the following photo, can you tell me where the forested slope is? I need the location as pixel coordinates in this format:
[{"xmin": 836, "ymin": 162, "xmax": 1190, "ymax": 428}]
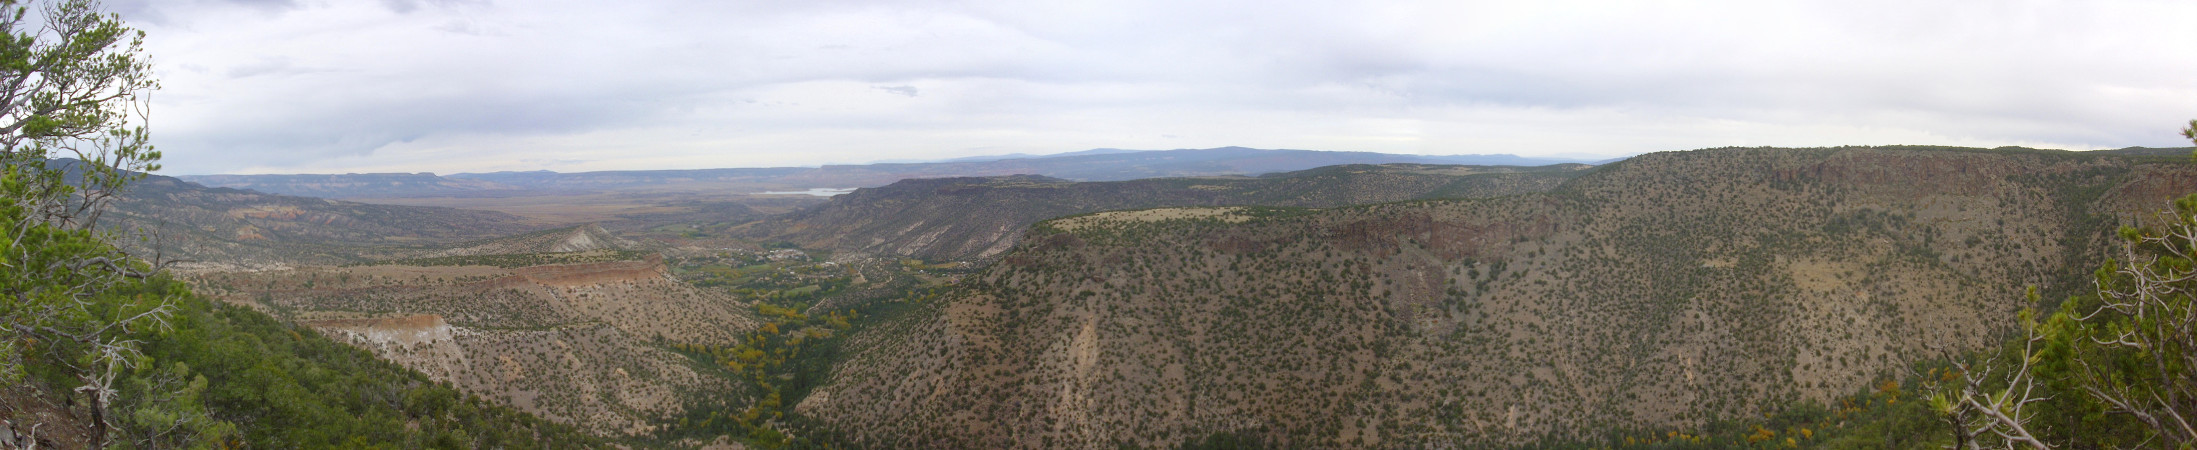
[
  {"xmin": 3, "ymin": 278, "xmax": 601, "ymax": 448},
  {"xmin": 797, "ymin": 146, "xmax": 2197, "ymax": 448}
]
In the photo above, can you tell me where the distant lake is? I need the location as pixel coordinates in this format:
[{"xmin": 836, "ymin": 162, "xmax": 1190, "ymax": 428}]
[{"xmin": 758, "ymin": 188, "xmax": 857, "ymax": 197}]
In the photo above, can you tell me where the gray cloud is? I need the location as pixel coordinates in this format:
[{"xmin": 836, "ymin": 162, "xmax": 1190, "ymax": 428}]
[
  {"xmin": 116, "ymin": 0, "xmax": 2197, "ymax": 174},
  {"xmin": 222, "ymin": 56, "xmax": 330, "ymax": 78},
  {"xmin": 382, "ymin": 0, "xmax": 489, "ymax": 14},
  {"xmin": 875, "ymin": 86, "xmax": 918, "ymax": 97},
  {"xmin": 380, "ymin": 0, "xmax": 420, "ymax": 14},
  {"xmin": 113, "ymin": 0, "xmax": 295, "ymax": 21}
]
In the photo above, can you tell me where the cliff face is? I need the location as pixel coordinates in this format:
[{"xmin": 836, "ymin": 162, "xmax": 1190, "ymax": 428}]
[
  {"xmin": 801, "ymin": 147, "xmax": 2197, "ymax": 448},
  {"xmin": 748, "ymin": 164, "xmax": 1589, "ymax": 261}
]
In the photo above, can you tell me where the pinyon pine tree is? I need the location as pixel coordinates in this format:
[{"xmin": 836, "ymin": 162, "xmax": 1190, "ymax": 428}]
[{"xmin": 0, "ymin": 0, "xmax": 173, "ymax": 448}]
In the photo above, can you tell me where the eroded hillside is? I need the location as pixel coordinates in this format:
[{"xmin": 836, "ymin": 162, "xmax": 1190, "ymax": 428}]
[
  {"xmin": 747, "ymin": 164, "xmax": 1588, "ymax": 261},
  {"xmin": 799, "ymin": 147, "xmax": 2197, "ymax": 448},
  {"xmin": 191, "ymin": 252, "xmax": 761, "ymax": 436}
]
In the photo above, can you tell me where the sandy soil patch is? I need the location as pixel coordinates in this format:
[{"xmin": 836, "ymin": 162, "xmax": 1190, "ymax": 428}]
[{"xmin": 1051, "ymin": 207, "xmax": 1251, "ymax": 231}]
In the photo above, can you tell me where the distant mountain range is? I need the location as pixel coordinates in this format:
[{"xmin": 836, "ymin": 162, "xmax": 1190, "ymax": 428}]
[
  {"xmin": 177, "ymin": 147, "xmax": 1609, "ymax": 199},
  {"xmin": 923, "ymin": 148, "xmax": 1145, "ymax": 163}
]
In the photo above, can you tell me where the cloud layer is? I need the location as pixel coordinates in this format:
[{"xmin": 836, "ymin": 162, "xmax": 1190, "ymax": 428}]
[{"xmin": 120, "ymin": 0, "xmax": 2197, "ymax": 174}]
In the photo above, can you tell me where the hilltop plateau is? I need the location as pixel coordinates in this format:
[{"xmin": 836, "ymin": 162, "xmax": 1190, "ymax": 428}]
[
  {"xmin": 797, "ymin": 146, "xmax": 2197, "ymax": 448},
  {"xmin": 744, "ymin": 163, "xmax": 1590, "ymax": 261}
]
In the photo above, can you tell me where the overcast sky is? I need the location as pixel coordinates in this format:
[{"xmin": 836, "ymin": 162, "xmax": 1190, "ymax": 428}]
[{"xmin": 111, "ymin": 0, "xmax": 2197, "ymax": 175}]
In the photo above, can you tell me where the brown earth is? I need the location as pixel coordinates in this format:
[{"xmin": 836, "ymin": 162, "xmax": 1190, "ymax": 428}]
[{"xmin": 0, "ymin": 384, "xmax": 93, "ymax": 449}]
